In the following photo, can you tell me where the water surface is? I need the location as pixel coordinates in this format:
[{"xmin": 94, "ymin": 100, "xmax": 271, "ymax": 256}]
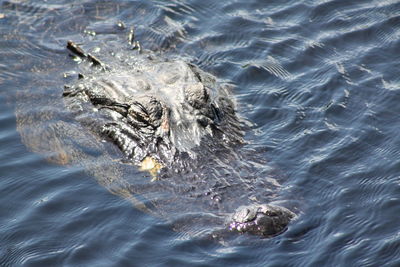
[{"xmin": 1, "ymin": 0, "xmax": 400, "ymax": 266}]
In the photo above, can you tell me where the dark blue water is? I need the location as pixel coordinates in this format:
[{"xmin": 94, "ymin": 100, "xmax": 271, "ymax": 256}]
[{"xmin": 1, "ymin": 0, "xmax": 400, "ymax": 266}]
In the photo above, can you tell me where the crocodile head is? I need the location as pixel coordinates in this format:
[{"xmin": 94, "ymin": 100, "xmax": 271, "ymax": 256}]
[{"xmin": 63, "ymin": 43, "xmax": 295, "ymax": 238}]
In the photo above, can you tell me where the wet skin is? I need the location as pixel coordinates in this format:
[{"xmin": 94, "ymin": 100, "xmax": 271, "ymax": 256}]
[{"xmin": 63, "ymin": 41, "xmax": 295, "ymax": 237}]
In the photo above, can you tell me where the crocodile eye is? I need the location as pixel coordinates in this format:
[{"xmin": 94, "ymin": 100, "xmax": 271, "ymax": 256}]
[
  {"xmin": 185, "ymin": 83, "xmax": 209, "ymax": 109},
  {"xmin": 128, "ymin": 96, "xmax": 163, "ymax": 127}
]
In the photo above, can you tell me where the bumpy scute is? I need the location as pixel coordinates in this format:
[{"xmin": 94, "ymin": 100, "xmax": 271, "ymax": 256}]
[
  {"xmin": 230, "ymin": 204, "xmax": 295, "ymax": 237},
  {"xmin": 60, "ymin": 41, "xmax": 296, "ymax": 237}
]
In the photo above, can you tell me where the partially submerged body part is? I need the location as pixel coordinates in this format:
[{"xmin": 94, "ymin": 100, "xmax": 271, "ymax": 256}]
[
  {"xmin": 62, "ymin": 41, "xmax": 295, "ymax": 238},
  {"xmin": 64, "ymin": 41, "xmax": 242, "ymax": 169}
]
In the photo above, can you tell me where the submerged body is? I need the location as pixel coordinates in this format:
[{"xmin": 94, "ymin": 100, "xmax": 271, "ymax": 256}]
[{"xmin": 17, "ymin": 40, "xmax": 295, "ymax": 238}]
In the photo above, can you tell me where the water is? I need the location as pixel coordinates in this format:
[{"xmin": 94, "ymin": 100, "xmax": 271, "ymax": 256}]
[{"xmin": 1, "ymin": 0, "xmax": 400, "ymax": 266}]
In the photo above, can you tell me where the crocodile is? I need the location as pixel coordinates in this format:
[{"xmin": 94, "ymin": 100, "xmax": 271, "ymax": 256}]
[{"xmin": 16, "ymin": 36, "xmax": 295, "ymax": 238}]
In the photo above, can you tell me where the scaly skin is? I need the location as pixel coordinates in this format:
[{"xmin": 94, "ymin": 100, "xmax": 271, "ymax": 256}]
[
  {"xmin": 64, "ymin": 43, "xmax": 243, "ymax": 167},
  {"xmin": 15, "ymin": 38, "xmax": 295, "ymax": 238},
  {"xmin": 63, "ymin": 41, "xmax": 295, "ymax": 237}
]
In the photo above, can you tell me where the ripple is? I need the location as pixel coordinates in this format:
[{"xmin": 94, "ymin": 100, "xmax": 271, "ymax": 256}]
[{"xmin": 2, "ymin": 0, "xmax": 400, "ymax": 265}]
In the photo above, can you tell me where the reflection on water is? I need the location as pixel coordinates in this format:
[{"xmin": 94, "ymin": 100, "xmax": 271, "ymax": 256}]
[{"xmin": 1, "ymin": 0, "xmax": 400, "ymax": 265}]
